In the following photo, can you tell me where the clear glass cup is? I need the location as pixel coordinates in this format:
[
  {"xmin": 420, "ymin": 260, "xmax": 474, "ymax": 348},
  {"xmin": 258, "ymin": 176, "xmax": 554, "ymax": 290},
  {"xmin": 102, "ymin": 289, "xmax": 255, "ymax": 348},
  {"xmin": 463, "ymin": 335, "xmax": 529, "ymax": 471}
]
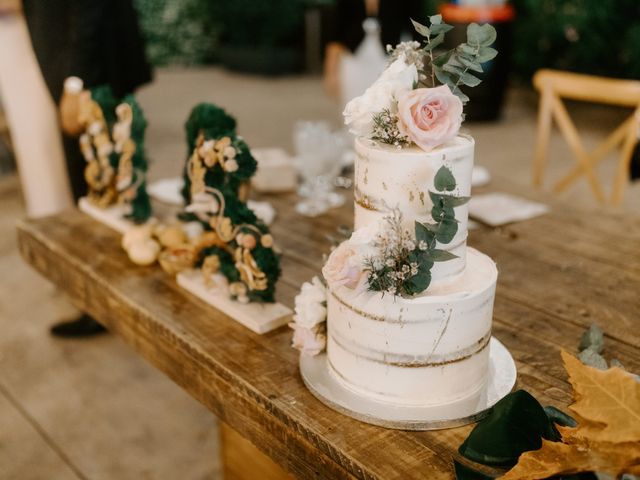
[{"xmin": 293, "ymin": 121, "xmax": 346, "ymax": 217}]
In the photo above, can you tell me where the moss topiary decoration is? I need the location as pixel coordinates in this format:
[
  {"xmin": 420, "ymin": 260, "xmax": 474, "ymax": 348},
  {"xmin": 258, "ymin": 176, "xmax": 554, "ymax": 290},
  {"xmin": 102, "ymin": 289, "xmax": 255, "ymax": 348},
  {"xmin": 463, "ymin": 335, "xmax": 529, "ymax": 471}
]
[
  {"xmin": 181, "ymin": 103, "xmax": 280, "ymax": 303},
  {"xmin": 82, "ymin": 85, "xmax": 152, "ymax": 224}
]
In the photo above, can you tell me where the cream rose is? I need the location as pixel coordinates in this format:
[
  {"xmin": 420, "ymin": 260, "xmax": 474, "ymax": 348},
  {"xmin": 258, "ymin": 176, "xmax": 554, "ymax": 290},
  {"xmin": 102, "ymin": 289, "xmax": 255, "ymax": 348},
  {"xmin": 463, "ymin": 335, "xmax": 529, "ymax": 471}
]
[
  {"xmin": 397, "ymin": 85, "xmax": 463, "ymax": 151},
  {"xmin": 292, "ymin": 276, "xmax": 327, "ymax": 329},
  {"xmin": 322, "ymin": 242, "xmax": 366, "ymax": 290},
  {"xmin": 343, "ymin": 55, "xmax": 418, "ymax": 138}
]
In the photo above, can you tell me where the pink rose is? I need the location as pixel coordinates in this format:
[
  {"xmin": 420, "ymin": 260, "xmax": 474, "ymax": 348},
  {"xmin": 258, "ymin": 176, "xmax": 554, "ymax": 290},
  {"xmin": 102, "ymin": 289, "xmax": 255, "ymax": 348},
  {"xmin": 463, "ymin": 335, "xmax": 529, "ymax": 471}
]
[
  {"xmin": 290, "ymin": 322, "xmax": 326, "ymax": 356},
  {"xmin": 322, "ymin": 243, "xmax": 365, "ymax": 289},
  {"xmin": 397, "ymin": 85, "xmax": 463, "ymax": 151}
]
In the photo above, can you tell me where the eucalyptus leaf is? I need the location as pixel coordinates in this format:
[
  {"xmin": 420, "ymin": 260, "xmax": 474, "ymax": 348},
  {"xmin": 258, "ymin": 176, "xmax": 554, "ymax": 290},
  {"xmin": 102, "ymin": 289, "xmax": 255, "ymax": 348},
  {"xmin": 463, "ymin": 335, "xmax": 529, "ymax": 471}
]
[
  {"xmin": 411, "ymin": 18, "xmax": 430, "ymax": 37},
  {"xmin": 443, "ymin": 63, "xmax": 466, "ymax": 75},
  {"xmin": 434, "ymin": 68, "xmax": 453, "ymax": 87},
  {"xmin": 425, "ymin": 33, "xmax": 445, "ymax": 51},
  {"xmin": 433, "ymin": 50, "xmax": 453, "ymax": 67},
  {"xmin": 425, "ymin": 249, "xmax": 458, "ymax": 262},
  {"xmin": 458, "ymin": 55, "xmax": 484, "ymax": 73},
  {"xmin": 578, "ymin": 323, "xmax": 604, "ymax": 353},
  {"xmin": 430, "ymin": 23, "xmax": 454, "ymax": 35},
  {"xmin": 459, "ymin": 43, "xmax": 480, "ymax": 56},
  {"xmin": 434, "ymin": 165, "xmax": 457, "ymax": 191},
  {"xmin": 435, "ymin": 217, "xmax": 458, "ymax": 243},
  {"xmin": 429, "ymin": 14, "xmax": 442, "ymax": 25},
  {"xmin": 460, "ymin": 72, "xmax": 482, "ymax": 87},
  {"xmin": 578, "ymin": 347, "xmax": 608, "ymax": 370},
  {"xmin": 467, "ymin": 23, "xmax": 497, "ymax": 47},
  {"xmin": 405, "ymin": 269, "xmax": 431, "ymax": 295},
  {"xmin": 477, "ymin": 46, "xmax": 498, "ymax": 62},
  {"xmin": 430, "ymin": 191, "xmax": 471, "ymax": 208},
  {"xmin": 414, "ymin": 221, "xmax": 435, "ymax": 244},
  {"xmin": 451, "ymin": 86, "xmax": 470, "ymax": 103},
  {"xmin": 458, "ymin": 390, "xmax": 560, "ymax": 467}
]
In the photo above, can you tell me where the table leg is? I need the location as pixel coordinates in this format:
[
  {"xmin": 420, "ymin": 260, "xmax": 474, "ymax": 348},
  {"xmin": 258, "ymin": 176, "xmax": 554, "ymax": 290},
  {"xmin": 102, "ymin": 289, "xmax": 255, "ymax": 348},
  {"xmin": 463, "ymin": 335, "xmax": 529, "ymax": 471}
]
[{"xmin": 220, "ymin": 422, "xmax": 293, "ymax": 480}]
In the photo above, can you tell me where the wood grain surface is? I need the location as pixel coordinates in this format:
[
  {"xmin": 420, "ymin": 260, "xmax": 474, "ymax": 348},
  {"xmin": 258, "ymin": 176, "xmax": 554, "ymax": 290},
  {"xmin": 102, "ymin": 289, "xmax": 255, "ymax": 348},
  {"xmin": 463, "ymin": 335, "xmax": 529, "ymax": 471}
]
[{"xmin": 17, "ymin": 179, "xmax": 640, "ymax": 479}]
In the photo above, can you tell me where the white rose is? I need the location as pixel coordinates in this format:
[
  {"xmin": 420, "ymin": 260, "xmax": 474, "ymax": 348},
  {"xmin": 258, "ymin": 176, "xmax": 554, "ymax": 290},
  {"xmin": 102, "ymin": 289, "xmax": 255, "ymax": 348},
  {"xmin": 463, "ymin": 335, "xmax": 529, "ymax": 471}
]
[
  {"xmin": 343, "ymin": 55, "xmax": 418, "ymax": 138},
  {"xmin": 292, "ymin": 276, "xmax": 327, "ymax": 328}
]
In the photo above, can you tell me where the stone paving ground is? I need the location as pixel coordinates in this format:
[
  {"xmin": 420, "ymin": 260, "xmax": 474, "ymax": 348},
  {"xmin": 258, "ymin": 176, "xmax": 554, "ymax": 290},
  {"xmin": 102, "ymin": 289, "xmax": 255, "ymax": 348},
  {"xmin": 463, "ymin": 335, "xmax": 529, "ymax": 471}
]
[{"xmin": 0, "ymin": 67, "xmax": 638, "ymax": 480}]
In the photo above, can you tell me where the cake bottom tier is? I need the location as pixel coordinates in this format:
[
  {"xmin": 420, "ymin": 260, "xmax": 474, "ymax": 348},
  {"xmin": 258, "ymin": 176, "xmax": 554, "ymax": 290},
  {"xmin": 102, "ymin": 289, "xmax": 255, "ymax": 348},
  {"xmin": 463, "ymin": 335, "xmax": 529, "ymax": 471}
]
[{"xmin": 326, "ymin": 247, "xmax": 498, "ymax": 407}]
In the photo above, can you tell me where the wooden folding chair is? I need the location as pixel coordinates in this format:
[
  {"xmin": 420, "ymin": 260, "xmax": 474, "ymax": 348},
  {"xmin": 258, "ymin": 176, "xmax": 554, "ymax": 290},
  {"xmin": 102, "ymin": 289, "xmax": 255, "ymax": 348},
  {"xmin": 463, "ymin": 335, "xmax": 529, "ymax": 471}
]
[{"xmin": 532, "ymin": 69, "xmax": 640, "ymax": 205}]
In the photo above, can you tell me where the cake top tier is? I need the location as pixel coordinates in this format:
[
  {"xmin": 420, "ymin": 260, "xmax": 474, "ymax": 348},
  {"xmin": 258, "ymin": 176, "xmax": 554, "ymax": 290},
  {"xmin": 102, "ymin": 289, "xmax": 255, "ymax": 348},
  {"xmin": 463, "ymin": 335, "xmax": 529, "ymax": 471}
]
[
  {"xmin": 353, "ymin": 134, "xmax": 474, "ymax": 285},
  {"xmin": 342, "ymin": 15, "xmax": 497, "ymax": 153}
]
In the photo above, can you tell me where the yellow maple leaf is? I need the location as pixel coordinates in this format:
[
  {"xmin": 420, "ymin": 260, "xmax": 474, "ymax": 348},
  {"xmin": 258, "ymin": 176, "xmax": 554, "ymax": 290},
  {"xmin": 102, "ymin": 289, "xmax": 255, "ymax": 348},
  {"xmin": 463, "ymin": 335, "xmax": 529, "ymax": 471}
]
[
  {"xmin": 500, "ymin": 437, "xmax": 640, "ymax": 480},
  {"xmin": 500, "ymin": 351, "xmax": 640, "ymax": 479},
  {"xmin": 561, "ymin": 350, "xmax": 640, "ymax": 443}
]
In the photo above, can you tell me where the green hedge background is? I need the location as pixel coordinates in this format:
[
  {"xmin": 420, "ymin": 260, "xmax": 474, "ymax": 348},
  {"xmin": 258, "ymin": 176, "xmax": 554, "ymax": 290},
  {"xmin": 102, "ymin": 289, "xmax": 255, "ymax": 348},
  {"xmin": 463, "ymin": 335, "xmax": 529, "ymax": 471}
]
[{"xmin": 133, "ymin": 0, "xmax": 640, "ymax": 80}]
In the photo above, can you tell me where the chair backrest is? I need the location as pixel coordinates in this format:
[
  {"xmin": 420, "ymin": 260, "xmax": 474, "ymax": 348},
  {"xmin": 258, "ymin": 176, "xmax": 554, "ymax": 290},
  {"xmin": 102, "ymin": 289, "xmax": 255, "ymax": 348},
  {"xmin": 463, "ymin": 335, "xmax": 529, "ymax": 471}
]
[
  {"xmin": 534, "ymin": 69, "xmax": 640, "ymax": 107},
  {"xmin": 532, "ymin": 69, "xmax": 640, "ymax": 206}
]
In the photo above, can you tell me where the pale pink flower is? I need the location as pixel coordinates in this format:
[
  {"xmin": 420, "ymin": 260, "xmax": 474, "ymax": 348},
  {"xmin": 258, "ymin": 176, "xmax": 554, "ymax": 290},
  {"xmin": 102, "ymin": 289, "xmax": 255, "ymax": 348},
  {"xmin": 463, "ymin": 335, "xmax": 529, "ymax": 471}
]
[
  {"xmin": 290, "ymin": 323, "xmax": 326, "ymax": 356},
  {"xmin": 322, "ymin": 243, "xmax": 365, "ymax": 289},
  {"xmin": 397, "ymin": 85, "xmax": 463, "ymax": 151}
]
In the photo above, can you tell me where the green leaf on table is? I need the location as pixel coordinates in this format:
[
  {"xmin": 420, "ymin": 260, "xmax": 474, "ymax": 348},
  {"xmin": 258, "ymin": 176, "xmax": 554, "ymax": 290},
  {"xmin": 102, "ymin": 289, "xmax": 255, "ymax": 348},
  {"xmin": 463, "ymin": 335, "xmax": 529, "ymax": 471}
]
[
  {"xmin": 578, "ymin": 323, "xmax": 604, "ymax": 354},
  {"xmin": 434, "ymin": 165, "xmax": 457, "ymax": 191},
  {"xmin": 411, "ymin": 18, "xmax": 430, "ymax": 37},
  {"xmin": 458, "ymin": 390, "xmax": 560, "ymax": 467},
  {"xmin": 578, "ymin": 346, "xmax": 608, "ymax": 370},
  {"xmin": 466, "ymin": 23, "xmax": 497, "ymax": 47},
  {"xmin": 543, "ymin": 405, "xmax": 578, "ymax": 428}
]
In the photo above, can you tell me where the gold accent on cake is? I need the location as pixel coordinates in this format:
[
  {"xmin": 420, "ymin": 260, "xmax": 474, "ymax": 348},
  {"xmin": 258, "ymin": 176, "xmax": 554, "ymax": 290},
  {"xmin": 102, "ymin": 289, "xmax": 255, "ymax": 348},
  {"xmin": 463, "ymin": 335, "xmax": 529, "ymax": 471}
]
[{"xmin": 329, "ymin": 330, "xmax": 491, "ymax": 367}]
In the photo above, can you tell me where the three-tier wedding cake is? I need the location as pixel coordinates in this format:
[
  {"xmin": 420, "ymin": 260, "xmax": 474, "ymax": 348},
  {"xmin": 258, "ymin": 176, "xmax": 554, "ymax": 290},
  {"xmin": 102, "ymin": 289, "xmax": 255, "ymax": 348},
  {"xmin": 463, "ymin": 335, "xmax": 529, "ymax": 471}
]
[{"xmin": 291, "ymin": 17, "xmax": 508, "ymax": 416}]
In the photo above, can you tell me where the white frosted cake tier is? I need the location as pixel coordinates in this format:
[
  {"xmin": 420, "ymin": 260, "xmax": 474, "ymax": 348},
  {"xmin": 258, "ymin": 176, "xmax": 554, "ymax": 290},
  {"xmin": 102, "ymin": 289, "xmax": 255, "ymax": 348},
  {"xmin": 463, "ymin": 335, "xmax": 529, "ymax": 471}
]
[
  {"xmin": 353, "ymin": 135, "xmax": 474, "ymax": 283},
  {"xmin": 326, "ymin": 247, "xmax": 497, "ymax": 407}
]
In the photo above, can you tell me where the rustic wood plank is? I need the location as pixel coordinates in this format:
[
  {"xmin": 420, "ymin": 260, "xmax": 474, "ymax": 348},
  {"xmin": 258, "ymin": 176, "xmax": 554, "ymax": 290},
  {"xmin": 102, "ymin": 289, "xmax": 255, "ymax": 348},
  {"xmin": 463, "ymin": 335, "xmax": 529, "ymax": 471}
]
[
  {"xmin": 221, "ymin": 422, "xmax": 292, "ymax": 480},
  {"xmin": 16, "ymin": 178, "xmax": 640, "ymax": 479}
]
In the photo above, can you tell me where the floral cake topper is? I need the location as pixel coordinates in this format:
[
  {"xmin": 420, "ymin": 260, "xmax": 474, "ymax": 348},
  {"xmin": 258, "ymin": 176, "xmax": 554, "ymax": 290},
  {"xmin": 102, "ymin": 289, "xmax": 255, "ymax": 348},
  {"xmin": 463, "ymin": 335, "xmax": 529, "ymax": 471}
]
[{"xmin": 344, "ymin": 15, "xmax": 497, "ymax": 152}]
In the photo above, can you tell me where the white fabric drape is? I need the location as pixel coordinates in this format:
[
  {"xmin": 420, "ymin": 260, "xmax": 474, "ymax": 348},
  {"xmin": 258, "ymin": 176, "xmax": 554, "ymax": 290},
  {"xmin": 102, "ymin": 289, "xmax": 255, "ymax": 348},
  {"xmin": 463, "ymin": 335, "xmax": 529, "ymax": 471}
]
[{"xmin": 0, "ymin": 13, "xmax": 73, "ymax": 217}]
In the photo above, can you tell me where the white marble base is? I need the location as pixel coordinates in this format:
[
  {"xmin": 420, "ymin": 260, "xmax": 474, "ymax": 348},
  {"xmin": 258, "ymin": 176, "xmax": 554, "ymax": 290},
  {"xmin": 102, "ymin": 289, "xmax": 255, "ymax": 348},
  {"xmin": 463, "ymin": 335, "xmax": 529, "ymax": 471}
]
[
  {"xmin": 78, "ymin": 197, "xmax": 133, "ymax": 234},
  {"xmin": 176, "ymin": 269, "xmax": 292, "ymax": 334},
  {"xmin": 300, "ymin": 337, "xmax": 517, "ymax": 431}
]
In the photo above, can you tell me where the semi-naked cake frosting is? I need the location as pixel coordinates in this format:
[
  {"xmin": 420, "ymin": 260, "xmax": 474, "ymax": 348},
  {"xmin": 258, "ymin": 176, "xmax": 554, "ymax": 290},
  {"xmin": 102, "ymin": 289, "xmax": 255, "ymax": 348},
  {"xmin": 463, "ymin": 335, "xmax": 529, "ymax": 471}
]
[
  {"xmin": 326, "ymin": 135, "xmax": 498, "ymax": 407},
  {"xmin": 292, "ymin": 27, "xmax": 503, "ymax": 412}
]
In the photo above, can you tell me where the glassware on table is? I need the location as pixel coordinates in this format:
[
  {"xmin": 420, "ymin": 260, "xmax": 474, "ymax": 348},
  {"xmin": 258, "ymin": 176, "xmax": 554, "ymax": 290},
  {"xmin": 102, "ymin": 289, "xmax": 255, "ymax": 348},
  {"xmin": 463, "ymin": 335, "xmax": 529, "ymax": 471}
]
[{"xmin": 292, "ymin": 121, "xmax": 346, "ymax": 217}]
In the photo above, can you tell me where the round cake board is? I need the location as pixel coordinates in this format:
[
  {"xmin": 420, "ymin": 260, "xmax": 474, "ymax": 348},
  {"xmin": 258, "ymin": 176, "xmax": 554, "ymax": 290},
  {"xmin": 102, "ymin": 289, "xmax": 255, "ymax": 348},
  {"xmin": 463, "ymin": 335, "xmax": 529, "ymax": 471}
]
[{"xmin": 300, "ymin": 337, "xmax": 517, "ymax": 431}]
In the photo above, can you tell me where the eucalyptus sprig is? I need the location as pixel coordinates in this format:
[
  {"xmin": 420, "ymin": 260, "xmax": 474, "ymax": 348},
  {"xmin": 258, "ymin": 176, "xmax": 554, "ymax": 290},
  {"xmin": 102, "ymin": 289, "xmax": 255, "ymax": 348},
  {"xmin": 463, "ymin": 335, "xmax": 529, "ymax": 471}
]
[
  {"xmin": 365, "ymin": 166, "xmax": 468, "ymax": 297},
  {"xmin": 412, "ymin": 15, "xmax": 498, "ymax": 103}
]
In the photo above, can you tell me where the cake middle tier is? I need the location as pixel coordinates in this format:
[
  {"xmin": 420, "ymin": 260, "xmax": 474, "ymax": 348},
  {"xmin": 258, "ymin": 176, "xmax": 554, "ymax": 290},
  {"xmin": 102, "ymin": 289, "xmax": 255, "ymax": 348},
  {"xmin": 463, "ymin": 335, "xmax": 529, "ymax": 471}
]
[
  {"xmin": 326, "ymin": 247, "xmax": 497, "ymax": 407},
  {"xmin": 354, "ymin": 135, "xmax": 474, "ymax": 283}
]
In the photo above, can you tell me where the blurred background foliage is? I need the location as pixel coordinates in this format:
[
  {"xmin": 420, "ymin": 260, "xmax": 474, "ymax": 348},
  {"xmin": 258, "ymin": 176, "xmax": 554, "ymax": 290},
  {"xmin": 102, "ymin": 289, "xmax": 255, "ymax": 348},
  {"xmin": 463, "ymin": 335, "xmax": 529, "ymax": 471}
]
[{"xmin": 133, "ymin": 0, "xmax": 640, "ymax": 81}]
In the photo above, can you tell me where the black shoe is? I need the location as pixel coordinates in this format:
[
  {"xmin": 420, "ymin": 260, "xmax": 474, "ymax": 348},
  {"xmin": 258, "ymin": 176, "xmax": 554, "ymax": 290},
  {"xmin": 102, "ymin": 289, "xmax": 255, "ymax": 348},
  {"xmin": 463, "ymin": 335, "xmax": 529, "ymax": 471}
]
[{"xmin": 50, "ymin": 314, "xmax": 107, "ymax": 338}]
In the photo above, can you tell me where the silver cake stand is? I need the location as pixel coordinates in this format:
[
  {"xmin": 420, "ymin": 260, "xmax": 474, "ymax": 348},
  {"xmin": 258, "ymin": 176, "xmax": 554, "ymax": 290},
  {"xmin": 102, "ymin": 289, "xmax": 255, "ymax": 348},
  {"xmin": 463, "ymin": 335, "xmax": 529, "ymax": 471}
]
[{"xmin": 300, "ymin": 337, "xmax": 517, "ymax": 431}]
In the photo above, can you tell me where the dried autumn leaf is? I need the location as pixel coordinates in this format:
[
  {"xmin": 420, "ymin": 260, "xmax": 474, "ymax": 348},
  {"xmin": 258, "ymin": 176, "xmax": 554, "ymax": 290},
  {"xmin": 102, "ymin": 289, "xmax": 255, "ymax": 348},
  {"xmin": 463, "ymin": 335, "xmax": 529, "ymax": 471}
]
[
  {"xmin": 561, "ymin": 350, "xmax": 640, "ymax": 443},
  {"xmin": 500, "ymin": 437, "xmax": 640, "ymax": 480}
]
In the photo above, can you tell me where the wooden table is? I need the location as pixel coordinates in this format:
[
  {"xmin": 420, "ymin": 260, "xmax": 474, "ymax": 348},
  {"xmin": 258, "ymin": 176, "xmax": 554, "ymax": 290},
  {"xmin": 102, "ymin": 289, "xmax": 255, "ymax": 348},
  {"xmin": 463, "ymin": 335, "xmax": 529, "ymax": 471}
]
[{"xmin": 17, "ymin": 181, "xmax": 640, "ymax": 479}]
